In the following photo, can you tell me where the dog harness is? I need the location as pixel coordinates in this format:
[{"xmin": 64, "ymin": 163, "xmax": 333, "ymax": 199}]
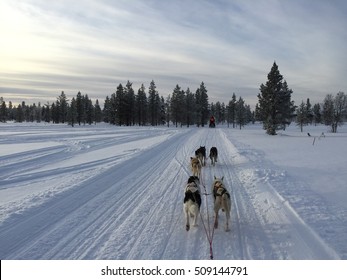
[
  {"xmin": 213, "ymin": 182, "xmax": 230, "ymax": 198},
  {"xmin": 184, "ymin": 182, "xmax": 201, "ymax": 207}
]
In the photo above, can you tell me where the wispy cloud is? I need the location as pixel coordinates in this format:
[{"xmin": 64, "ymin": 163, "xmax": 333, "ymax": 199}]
[{"xmin": 1, "ymin": 0, "xmax": 346, "ymax": 107}]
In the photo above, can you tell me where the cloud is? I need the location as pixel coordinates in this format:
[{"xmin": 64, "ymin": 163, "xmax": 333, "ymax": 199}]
[{"xmin": 1, "ymin": 0, "xmax": 346, "ymax": 108}]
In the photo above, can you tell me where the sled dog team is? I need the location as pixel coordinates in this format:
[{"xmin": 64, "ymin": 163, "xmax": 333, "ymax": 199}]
[{"xmin": 184, "ymin": 146, "xmax": 231, "ymax": 232}]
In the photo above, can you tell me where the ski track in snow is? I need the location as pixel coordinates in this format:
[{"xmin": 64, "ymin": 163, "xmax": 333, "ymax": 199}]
[{"xmin": 0, "ymin": 125, "xmax": 342, "ymax": 260}]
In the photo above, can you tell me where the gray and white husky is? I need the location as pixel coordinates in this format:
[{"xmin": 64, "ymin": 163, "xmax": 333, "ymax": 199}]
[{"xmin": 212, "ymin": 176, "xmax": 231, "ymax": 231}]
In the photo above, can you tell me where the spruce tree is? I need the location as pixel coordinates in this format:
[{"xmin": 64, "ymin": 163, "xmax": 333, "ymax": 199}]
[
  {"xmin": 69, "ymin": 97, "xmax": 77, "ymax": 127},
  {"xmin": 84, "ymin": 94, "xmax": 94, "ymax": 125},
  {"xmin": 148, "ymin": 80, "xmax": 159, "ymax": 126},
  {"xmin": 195, "ymin": 82, "xmax": 209, "ymax": 127},
  {"xmin": 115, "ymin": 84, "xmax": 126, "ymax": 126},
  {"xmin": 76, "ymin": 91, "xmax": 85, "ymax": 125},
  {"xmin": 0, "ymin": 97, "xmax": 7, "ymax": 123},
  {"xmin": 103, "ymin": 96, "xmax": 111, "ymax": 123},
  {"xmin": 57, "ymin": 91, "xmax": 68, "ymax": 123},
  {"xmin": 296, "ymin": 101, "xmax": 308, "ymax": 132},
  {"xmin": 258, "ymin": 62, "xmax": 294, "ymax": 135},
  {"xmin": 227, "ymin": 93, "xmax": 237, "ymax": 128},
  {"xmin": 235, "ymin": 97, "xmax": 246, "ymax": 129},
  {"xmin": 312, "ymin": 103, "xmax": 322, "ymax": 125},
  {"xmin": 125, "ymin": 81, "xmax": 135, "ymax": 126},
  {"xmin": 170, "ymin": 84, "xmax": 183, "ymax": 127},
  {"xmin": 94, "ymin": 99, "xmax": 102, "ymax": 124},
  {"xmin": 136, "ymin": 84, "xmax": 147, "ymax": 126},
  {"xmin": 185, "ymin": 88, "xmax": 195, "ymax": 127}
]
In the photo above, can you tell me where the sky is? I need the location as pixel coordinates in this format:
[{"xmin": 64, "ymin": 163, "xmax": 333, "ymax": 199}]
[{"xmin": 1, "ymin": 0, "xmax": 347, "ymax": 108}]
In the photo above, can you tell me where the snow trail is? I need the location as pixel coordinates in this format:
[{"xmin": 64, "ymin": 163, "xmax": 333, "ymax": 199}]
[{"xmin": 0, "ymin": 125, "xmax": 341, "ymax": 259}]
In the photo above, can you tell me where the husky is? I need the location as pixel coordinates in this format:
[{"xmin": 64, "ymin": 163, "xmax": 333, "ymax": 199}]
[
  {"xmin": 209, "ymin": 147, "xmax": 218, "ymax": 166},
  {"xmin": 195, "ymin": 146, "xmax": 206, "ymax": 166},
  {"xmin": 190, "ymin": 156, "xmax": 202, "ymax": 177},
  {"xmin": 212, "ymin": 176, "xmax": 231, "ymax": 231},
  {"xmin": 183, "ymin": 176, "xmax": 202, "ymax": 231}
]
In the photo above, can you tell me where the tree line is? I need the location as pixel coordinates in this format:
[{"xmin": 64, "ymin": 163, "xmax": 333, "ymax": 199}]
[
  {"xmin": 0, "ymin": 81, "xmax": 254, "ymax": 128},
  {"xmin": 1, "ymin": 62, "xmax": 346, "ymax": 133}
]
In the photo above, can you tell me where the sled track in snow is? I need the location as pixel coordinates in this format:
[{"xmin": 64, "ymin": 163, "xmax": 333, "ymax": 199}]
[{"xmin": 0, "ymin": 126, "xmax": 341, "ymax": 260}]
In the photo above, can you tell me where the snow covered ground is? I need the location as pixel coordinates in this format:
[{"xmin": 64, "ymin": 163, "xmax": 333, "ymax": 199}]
[{"xmin": 0, "ymin": 122, "xmax": 346, "ymax": 260}]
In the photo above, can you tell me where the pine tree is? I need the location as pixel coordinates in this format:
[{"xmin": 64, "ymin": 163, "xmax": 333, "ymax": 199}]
[
  {"xmin": 0, "ymin": 97, "xmax": 7, "ymax": 122},
  {"xmin": 76, "ymin": 91, "xmax": 85, "ymax": 125},
  {"xmin": 16, "ymin": 104, "xmax": 24, "ymax": 122},
  {"xmin": 57, "ymin": 91, "xmax": 68, "ymax": 123},
  {"xmin": 115, "ymin": 84, "xmax": 126, "ymax": 126},
  {"xmin": 185, "ymin": 88, "xmax": 196, "ymax": 127},
  {"xmin": 159, "ymin": 96, "xmax": 166, "ymax": 125},
  {"xmin": 227, "ymin": 93, "xmax": 237, "ymax": 128},
  {"xmin": 148, "ymin": 80, "xmax": 159, "ymax": 126},
  {"xmin": 165, "ymin": 95, "xmax": 171, "ymax": 127},
  {"xmin": 195, "ymin": 82, "xmax": 209, "ymax": 127},
  {"xmin": 306, "ymin": 98, "xmax": 313, "ymax": 124},
  {"xmin": 43, "ymin": 103, "xmax": 51, "ymax": 123},
  {"xmin": 176, "ymin": 88, "xmax": 186, "ymax": 127},
  {"xmin": 84, "ymin": 94, "xmax": 94, "ymax": 125},
  {"xmin": 170, "ymin": 84, "xmax": 184, "ymax": 127},
  {"xmin": 36, "ymin": 102, "xmax": 42, "ymax": 123},
  {"xmin": 136, "ymin": 84, "xmax": 147, "ymax": 126},
  {"xmin": 235, "ymin": 97, "xmax": 246, "ymax": 129},
  {"xmin": 312, "ymin": 103, "xmax": 322, "ymax": 125},
  {"xmin": 94, "ymin": 99, "xmax": 102, "ymax": 124},
  {"xmin": 296, "ymin": 101, "xmax": 308, "ymax": 132},
  {"xmin": 214, "ymin": 101, "xmax": 225, "ymax": 124},
  {"xmin": 8, "ymin": 101, "xmax": 14, "ymax": 121},
  {"xmin": 51, "ymin": 102, "xmax": 59, "ymax": 123},
  {"xmin": 69, "ymin": 97, "xmax": 77, "ymax": 127},
  {"xmin": 258, "ymin": 62, "xmax": 294, "ymax": 135},
  {"xmin": 125, "ymin": 81, "xmax": 135, "ymax": 126},
  {"xmin": 103, "ymin": 96, "xmax": 111, "ymax": 123}
]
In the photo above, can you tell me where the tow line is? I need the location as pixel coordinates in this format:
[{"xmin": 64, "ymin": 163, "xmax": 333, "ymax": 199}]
[{"xmin": 199, "ymin": 168, "xmax": 217, "ymax": 260}]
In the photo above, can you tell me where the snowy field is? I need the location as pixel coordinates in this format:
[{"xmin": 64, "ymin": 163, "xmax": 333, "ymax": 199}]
[{"xmin": 0, "ymin": 122, "xmax": 346, "ymax": 260}]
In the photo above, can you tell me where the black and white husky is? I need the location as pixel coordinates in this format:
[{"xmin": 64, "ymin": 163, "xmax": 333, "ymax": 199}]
[
  {"xmin": 209, "ymin": 147, "xmax": 218, "ymax": 166},
  {"xmin": 183, "ymin": 176, "xmax": 202, "ymax": 231}
]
